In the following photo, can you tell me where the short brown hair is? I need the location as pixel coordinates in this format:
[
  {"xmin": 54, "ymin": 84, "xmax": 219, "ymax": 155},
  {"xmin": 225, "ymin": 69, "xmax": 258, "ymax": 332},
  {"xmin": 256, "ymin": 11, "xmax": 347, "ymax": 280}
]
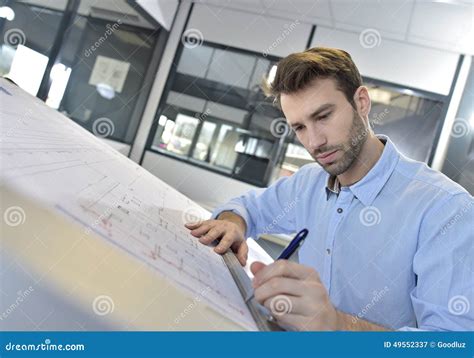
[{"xmin": 265, "ymin": 47, "xmax": 363, "ymax": 108}]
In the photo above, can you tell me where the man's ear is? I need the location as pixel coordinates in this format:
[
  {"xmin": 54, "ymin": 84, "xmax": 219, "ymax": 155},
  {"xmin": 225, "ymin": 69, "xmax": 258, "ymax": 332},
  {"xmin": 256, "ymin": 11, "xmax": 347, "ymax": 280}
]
[{"xmin": 353, "ymin": 86, "xmax": 371, "ymax": 118}]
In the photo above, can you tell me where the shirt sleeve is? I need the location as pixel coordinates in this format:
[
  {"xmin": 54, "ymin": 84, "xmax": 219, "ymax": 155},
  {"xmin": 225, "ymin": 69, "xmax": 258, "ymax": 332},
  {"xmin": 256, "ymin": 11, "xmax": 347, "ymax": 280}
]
[
  {"xmin": 406, "ymin": 192, "xmax": 474, "ymax": 331},
  {"xmin": 211, "ymin": 166, "xmax": 309, "ymax": 239}
]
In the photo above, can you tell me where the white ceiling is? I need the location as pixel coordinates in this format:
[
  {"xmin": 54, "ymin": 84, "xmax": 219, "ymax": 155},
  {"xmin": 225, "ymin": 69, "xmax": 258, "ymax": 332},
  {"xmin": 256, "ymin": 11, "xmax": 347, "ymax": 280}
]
[
  {"xmin": 18, "ymin": 0, "xmax": 474, "ymax": 54},
  {"xmin": 196, "ymin": 0, "xmax": 474, "ymax": 54}
]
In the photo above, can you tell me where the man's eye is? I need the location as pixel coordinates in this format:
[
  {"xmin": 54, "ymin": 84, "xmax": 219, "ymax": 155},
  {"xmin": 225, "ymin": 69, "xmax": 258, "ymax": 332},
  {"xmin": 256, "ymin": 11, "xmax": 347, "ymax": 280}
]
[
  {"xmin": 319, "ymin": 112, "xmax": 331, "ymax": 120},
  {"xmin": 294, "ymin": 126, "xmax": 303, "ymax": 132}
]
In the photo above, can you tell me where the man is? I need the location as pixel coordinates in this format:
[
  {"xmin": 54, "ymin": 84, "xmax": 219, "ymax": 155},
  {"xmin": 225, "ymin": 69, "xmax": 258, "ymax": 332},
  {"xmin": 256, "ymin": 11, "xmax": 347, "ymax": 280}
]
[{"xmin": 185, "ymin": 48, "xmax": 473, "ymax": 331}]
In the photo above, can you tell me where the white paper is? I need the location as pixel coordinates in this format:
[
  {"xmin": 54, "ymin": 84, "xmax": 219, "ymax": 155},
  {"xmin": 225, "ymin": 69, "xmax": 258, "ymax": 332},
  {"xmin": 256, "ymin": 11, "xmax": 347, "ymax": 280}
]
[
  {"xmin": 244, "ymin": 238, "xmax": 274, "ymax": 279},
  {"xmin": 0, "ymin": 79, "xmax": 257, "ymax": 331}
]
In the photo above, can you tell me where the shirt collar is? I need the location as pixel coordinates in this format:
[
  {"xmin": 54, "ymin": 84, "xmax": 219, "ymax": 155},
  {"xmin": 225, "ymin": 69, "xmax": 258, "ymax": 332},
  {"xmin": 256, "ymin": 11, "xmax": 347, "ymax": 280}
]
[{"xmin": 325, "ymin": 135, "xmax": 400, "ymax": 206}]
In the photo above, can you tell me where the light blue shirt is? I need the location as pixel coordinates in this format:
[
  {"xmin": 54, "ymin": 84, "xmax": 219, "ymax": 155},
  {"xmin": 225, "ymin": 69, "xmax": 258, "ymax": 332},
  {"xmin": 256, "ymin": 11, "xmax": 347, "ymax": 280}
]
[{"xmin": 213, "ymin": 135, "xmax": 473, "ymax": 331}]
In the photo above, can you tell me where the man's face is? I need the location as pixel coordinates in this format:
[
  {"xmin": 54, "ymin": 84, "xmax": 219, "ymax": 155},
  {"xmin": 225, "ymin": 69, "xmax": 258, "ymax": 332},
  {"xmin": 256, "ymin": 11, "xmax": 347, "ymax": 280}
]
[{"xmin": 280, "ymin": 78, "xmax": 368, "ymax": 176}]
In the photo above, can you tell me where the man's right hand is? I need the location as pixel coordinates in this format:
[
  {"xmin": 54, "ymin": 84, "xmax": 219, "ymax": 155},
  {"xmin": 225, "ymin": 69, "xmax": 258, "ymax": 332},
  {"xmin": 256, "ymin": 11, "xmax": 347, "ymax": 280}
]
[{"xmin": 184, "ymin": 211, "xmax": 248, "ymax": 266}]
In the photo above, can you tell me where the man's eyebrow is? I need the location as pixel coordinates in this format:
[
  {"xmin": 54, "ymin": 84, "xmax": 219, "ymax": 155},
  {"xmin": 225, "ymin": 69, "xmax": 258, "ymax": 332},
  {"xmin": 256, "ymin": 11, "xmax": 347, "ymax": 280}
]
[
  {"xmin": 308, "ymin": 103, "xmax": 335, "ymax": 119},
  {"xmin": 289, "ymin": 103, "xmax": 336, "ymax": 129}
]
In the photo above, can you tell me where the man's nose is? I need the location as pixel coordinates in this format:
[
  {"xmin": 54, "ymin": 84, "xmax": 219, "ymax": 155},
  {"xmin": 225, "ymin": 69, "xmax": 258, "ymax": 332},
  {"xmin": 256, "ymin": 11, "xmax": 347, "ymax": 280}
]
[{"xmin": 307, "ymin": 127, "xmax": 326, "ymax": 153}]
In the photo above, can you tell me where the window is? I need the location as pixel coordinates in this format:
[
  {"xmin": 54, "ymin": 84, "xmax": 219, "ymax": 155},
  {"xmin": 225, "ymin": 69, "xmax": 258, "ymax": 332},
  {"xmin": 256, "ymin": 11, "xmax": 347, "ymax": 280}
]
[
  {"xmin": 365, "ymin": 83, "xmax": 444, "ymax": 163},
  {"xmin": 58, "ymin": 16, "xmax": 159, "ymax": 144},
  {"xmin": 148, "ymin": 41, "xmax": 283, "ymax": 187},
  {"xmin": 0, "ymin": 1, "xmax": 162, "ymax": 145},
  {"xmin": 0, "ymin": 1, "xmax": 67, "ymax": 94}
]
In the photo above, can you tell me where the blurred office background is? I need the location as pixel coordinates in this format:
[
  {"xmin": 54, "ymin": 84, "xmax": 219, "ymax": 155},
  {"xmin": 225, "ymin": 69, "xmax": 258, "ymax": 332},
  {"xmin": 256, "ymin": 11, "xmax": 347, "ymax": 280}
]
[{"xmin": 1, "ymin": 0, "xmax": 473, "ymax": 213}]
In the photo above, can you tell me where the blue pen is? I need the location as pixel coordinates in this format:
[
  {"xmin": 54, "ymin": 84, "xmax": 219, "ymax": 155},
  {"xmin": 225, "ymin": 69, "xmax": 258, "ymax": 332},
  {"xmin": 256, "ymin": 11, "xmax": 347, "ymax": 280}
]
[
  {"xmin": 245, "ymin": 228, "xmax": 309, "ymax": 303},
  {"xmin": 276, "ymin": 228, "xmax": 308, "ymax": 260}
]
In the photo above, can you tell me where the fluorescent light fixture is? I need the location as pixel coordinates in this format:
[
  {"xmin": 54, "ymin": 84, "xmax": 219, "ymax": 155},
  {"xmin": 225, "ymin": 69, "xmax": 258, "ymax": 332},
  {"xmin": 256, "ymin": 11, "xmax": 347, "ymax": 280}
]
[
  {"xmin": 46, "ymin": 63, "xmax": 72, "ymax": 109},
  {"xmin": 158, "ymin": 115, "xmax": 168, "ymax": 126},
  {"xmin": 267, "ymin": 65, "xmax": 277, "ymax": 85},
  {"xmin": 8, "ymin": 45, "xmax": 48, "ymax": 96},
  {"xmin": 96, "ymin": 83, "xmax": 115, "ymax": 100},
  {"xmin": 0, "ymin": 6, "xmax": 15, "ymax": 21}
]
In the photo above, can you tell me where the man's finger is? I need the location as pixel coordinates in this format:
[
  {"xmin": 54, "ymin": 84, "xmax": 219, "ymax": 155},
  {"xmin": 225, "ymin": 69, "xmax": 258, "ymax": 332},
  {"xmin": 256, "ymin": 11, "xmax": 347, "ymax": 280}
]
[
  {"xmin": 250, "ymin": 261, "xmax": 267, "ymax": 276},
  {"xmin": 254, "ymin": 260, "xmax": 315, "ymax": 287},
  {"xmin": 233, "ymin": 241, "xmax": 248, "ymax": 266},
  {"xmin": 185, "ymin": 221, "xmax": 204, "ymax": 230},
  {"xmin": 189, "ymin": 222, "xmax": 213, "ymax": 237},
  {"xmin": 199, "ymin": 227, "xmax": 224, "ymax": 245},
  {"xmin": 185, "ymin": 219, "xmax": 214, "ymax": 230},
  {"xmin": 255, "ymin": 277, "xmax": 305, "ymax": 304},
  {"xmin": 214, "ymin": 233, "xmax": 234, "ymax": 254}
]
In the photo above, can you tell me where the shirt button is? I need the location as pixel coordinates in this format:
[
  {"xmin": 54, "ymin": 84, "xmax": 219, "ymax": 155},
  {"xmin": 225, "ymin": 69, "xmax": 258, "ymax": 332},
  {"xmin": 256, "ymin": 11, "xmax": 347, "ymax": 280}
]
[
  {"xmin": 337, "ymin": 208, "xmax": 343, "ymax": 213},
  {"xmin": 326, "ymin": 248, "xmax": 331, "ymax": 255}
]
